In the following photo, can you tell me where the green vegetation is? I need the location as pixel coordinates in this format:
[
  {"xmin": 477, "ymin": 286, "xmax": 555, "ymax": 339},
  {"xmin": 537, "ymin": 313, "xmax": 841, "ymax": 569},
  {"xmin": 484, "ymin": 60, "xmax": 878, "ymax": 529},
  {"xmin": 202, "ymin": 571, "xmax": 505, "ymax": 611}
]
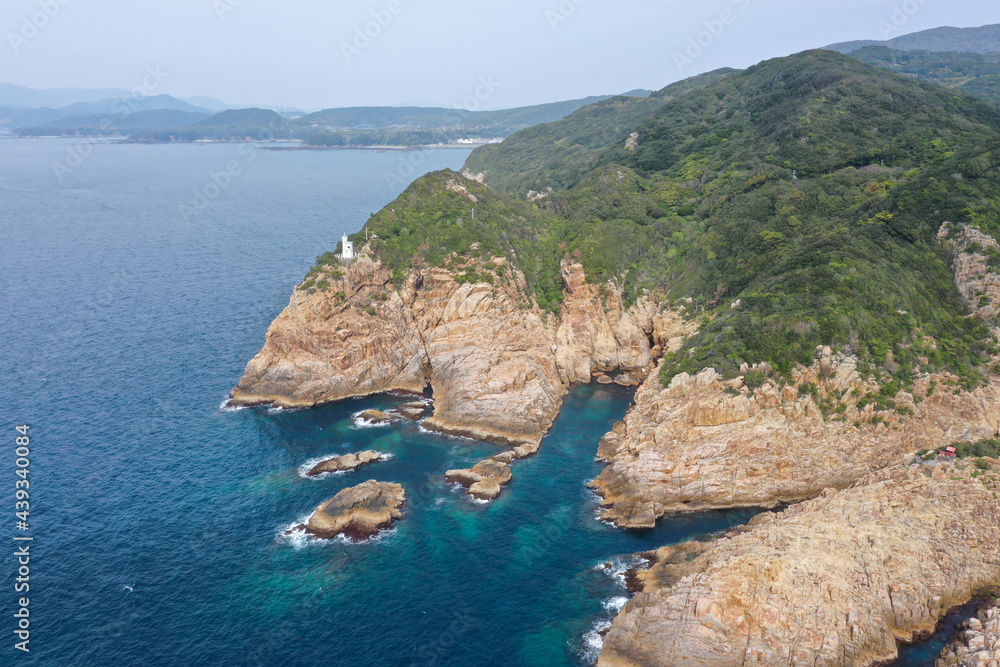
[
  {"xmin": 302, "ymin": 129, "xmax": 448, "ymax": 148},
  {"xmin": 935, "ymin": 439, "xmax": 1000, "ymax": 459},
  {"xmin": 851, "ymin": 46, "xmax": 1000, "ymax": 107},
  {"xmin": 464, "ymin": 69, "xmax": 736, "ymax": 195},
  {"xmin": 130, "ymin": 108, "xmax": 293, "ymax": 143},
  {"xmin": 826, "ymin": 23, "xmax": 1000, "ymax": 56},
  {"xmin": 331, "ymin": 50, "xmax": 1000, "ymax": 387}
]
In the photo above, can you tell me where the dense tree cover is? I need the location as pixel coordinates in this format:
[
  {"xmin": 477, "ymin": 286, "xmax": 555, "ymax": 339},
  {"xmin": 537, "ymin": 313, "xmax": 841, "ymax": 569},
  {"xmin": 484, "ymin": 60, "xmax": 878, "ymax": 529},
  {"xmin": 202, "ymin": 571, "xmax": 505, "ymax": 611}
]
[
  {"xmin": 323, "ymin": 51, "xmax": 1000, "ymax": 389},
  {"xmin": 129, "ymin": 108, "xmax": 295, "ymax": 143},
  {"xmin": 826, "ymin": 23, "xmax": 1000, "ymax": 56},
  {"xmin": 296, "ymin": 95, "xmax": 631, "ymax": 135},
  {"xmin": 302, "ymin": 129, "xmax": 463, "ymax": 147},
  {"xmin": 851, "ymin": 46, "xmax": 1000, "ymax": 107},
  {"xmin": 464, "ymin": 70, "xmax": 736, "ymax": 195}
]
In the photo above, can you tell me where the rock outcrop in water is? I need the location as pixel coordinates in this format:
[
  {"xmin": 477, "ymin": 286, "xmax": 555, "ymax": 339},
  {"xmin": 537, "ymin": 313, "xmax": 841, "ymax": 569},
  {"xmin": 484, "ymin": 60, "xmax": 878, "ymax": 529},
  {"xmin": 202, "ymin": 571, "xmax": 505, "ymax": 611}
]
[
  {"xmin": 937, "ymin": 599, "xmax": 1000, "ymax": 666},
  {"xmin": 297, "ymin": 480, "xmax": 405, "ymax": 541},
  {"xmin": 599, "ymin": 460, "xmax": 1000, "ymax": 667},
  {"xmin": 305, "ymin": 450, "xmax": 384, "ymax": 477},
  {"xmin": 446, "ymin": 455, "xmax": 515, "ymax": 500},
  {"xmin": 231, "ymin": 249, "xmax": 692, "ymax": 448}
]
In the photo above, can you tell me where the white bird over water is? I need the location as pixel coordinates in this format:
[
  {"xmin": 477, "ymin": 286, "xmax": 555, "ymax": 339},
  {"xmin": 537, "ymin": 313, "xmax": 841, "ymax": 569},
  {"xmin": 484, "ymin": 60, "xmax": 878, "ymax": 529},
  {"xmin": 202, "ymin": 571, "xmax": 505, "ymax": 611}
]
[{"xmin": 122, "ymin": 585, "xmax": 134, "ymax": 593}]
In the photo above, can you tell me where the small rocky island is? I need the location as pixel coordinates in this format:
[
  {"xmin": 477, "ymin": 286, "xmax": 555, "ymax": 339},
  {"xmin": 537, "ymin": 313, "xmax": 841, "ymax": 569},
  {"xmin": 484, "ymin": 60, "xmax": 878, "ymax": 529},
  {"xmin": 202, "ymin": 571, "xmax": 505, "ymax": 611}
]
[
  {"xmin": 304, "ymin": 450, "xmax": 385, "ymax": 477},
  {"xmin": 294, "ymin": 480, "xmax": 405, "ymax": 541},
  {"xmin": 446, "ymin": 455, "xmax": 515, "ymax": 500}
]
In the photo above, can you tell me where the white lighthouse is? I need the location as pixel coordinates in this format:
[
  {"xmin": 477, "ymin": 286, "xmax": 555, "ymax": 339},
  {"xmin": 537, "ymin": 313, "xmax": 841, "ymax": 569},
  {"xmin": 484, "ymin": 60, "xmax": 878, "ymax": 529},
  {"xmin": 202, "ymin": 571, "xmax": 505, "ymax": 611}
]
[{"xmin": 341, "ymin": 234, "xmax": 354, "ymax": 261}]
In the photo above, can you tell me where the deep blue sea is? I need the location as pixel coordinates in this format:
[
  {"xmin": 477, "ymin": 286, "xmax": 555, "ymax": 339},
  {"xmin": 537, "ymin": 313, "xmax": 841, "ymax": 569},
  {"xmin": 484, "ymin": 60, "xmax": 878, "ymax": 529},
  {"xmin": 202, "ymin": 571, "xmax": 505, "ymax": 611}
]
[{"xmin": 0, "ymin": 138, "xmax": 954, "ymax": 665}]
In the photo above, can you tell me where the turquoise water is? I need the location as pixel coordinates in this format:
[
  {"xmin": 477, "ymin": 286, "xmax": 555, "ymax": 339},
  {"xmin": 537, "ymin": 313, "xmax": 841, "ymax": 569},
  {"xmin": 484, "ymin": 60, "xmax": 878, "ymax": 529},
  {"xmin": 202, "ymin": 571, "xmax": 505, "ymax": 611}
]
[{"xmin": 0, "ymin": 138, "xmax": 952, "ymax": 665}]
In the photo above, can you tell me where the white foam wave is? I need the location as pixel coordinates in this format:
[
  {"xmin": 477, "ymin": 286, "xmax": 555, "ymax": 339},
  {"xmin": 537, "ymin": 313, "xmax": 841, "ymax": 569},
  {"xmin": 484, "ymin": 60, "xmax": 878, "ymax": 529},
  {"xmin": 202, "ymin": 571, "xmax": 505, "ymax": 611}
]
[
  {"xmin": 351, "ymin": 411, "xmax": 394, "ymax": 429},
  {"xmin": 277, "ymin": 516, "xmax": 323, "ymax": 550},
  {"xmin": 594, "ymin": 555, "xmax": 649, "ymax": 588},
  {"xmin": 603, "ymin": 596, "xmax": 629, "ymax": 614},
  {"xmin": 218, "ymin": 398, "xmax": 247, "ymax": 412},
  {"xmin": 277, "ymin": 518, "xmax": 398, "ymax": 549},
  {"xmin": 417, "ymin": 425, "xmax": 476, "ymax": 442},
  {"xmin": 579, "ymin": 619, "xmax": 613, "ymax": 664}
]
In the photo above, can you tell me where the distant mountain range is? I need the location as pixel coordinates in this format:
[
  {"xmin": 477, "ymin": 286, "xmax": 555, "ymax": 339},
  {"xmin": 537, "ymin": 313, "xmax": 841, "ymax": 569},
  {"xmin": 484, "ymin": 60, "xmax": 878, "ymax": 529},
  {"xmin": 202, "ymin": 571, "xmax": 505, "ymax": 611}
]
[
  {"xmin": 826, "ymin": 23, "xmax": 1000, "ymax": 54},
  {"xmin": 5, "ymin": 22, "xmax": 1000, "ymax": 145},
  {"xmin": 123, "ymin": 93, "xmax": 656, "ymax": 146}
]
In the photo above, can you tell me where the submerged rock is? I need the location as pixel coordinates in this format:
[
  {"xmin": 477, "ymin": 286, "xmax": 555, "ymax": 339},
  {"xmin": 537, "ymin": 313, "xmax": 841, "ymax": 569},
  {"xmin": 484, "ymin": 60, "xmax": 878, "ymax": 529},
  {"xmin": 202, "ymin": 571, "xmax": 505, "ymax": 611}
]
[
  {"xmin": 446, "ymin": 457, "xmax": 514, "ymax": 500},
  {"xmin": 356, "ymin": 409, "xmax": 397, "ymax": 425},
  {"xmin": 305, "ymin": 450, "xmax": 383, "ymax": 477},
  {"xmin": 598, "ymin": 461, "xmax": 1000, "ymax": 667},
  {"xmin": 296, "ymin": 480, "xmax": 405, "ymax": 541},
  {"xmin": 393, "ymin": 401, "xmax": 430, "ymax": 420}
]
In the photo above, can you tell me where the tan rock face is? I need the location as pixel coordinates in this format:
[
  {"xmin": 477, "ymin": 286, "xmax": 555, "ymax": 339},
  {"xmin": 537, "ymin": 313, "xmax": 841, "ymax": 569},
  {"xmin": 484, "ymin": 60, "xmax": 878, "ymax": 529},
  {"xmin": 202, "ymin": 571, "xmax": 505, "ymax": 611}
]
[
  {"xmin": 941, "ymin": 222, "xmax": 1000, "ymax": 322},
  {"xmin": 590, "ymin": 358, "xmax": 1000, "ymax": 527},
  {"xmin": 300, "ymin": 480, "xmax": 405, "ymax": 541},
  {"xmin": 230, "ymin": 255, "xmax": 427, "ymax": 409},
  {"xmin": 554, "ymin": 261, "xmax": 695, "ymax": 385},
  {"xmin": 599, "ymin": 462, "xmax": 1000, "ymax": 667},
  {"xmin": 231, "ymin": 250, "xmax": 691, "ymax": 448},
  {"xmin": 410, "ymin": 270, "xmax": 563, "ymax": 447}
]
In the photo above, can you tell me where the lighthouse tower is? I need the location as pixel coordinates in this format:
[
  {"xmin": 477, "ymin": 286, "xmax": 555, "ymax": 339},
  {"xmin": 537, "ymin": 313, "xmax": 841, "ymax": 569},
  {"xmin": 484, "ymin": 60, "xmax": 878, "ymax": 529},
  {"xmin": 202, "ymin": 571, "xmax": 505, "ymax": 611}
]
[{"xmin": 341, "ymin": 234, "xmax": 354, "ymax": 261}]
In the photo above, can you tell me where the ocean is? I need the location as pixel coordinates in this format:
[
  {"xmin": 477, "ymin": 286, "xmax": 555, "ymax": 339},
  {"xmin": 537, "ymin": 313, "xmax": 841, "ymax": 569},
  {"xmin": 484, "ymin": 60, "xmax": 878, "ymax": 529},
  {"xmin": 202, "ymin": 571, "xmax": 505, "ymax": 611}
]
[{"xmin": 0, "ymin": 138, "xmax": 950, "ymax": 665}]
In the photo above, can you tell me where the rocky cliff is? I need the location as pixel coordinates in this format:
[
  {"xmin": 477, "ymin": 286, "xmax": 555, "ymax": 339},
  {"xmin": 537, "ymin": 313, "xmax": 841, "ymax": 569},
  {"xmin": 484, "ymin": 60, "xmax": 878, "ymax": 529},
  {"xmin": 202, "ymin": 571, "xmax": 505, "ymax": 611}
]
[
  {"xmin": 231, "ymin": 249, "xmax": 691, "ymax": 447},
  {"xmin": 599, "ymin": 460, "xmax": 1000, "ymax": 667},
  {"xmin": 590, "ymin": 359, "xmax": 1000, "ymax": 527},
  {"xmin": 591, "ymin": 222, "xmax": 1000, "ymax": 527}
]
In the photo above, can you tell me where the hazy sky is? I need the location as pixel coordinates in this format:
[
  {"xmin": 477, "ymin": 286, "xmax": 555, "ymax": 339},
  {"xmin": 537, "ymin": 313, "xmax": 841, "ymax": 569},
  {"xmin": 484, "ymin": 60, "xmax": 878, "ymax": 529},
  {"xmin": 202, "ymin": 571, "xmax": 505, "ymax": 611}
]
[{"xmin": 1, "ymin": 0, "xmax": 996, "ymax": 111}]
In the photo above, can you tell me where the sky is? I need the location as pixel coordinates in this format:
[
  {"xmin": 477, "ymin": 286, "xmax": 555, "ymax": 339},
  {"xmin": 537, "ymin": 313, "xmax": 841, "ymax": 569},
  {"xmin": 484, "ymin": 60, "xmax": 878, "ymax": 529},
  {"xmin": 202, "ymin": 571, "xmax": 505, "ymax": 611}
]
[{"xmin": 0, "ymin": 0, "xmax": 997, "ymax": 112}]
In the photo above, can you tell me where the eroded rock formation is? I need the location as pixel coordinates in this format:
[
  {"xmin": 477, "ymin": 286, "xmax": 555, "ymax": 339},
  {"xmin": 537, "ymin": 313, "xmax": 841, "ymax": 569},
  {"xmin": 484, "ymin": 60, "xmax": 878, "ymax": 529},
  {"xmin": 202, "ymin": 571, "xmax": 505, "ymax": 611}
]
[
  {"xmin": 231, "ymin": 249, "xmax": 691, "ymax": 448},
  {"xmin": 590, "ymin": 358, "xmax": 1000, "ymax": 526},
  {"xmin": 445, "ymin": 456, "xmax": 515, "ymax": 500},
  {"xmin": 599, "ymin": 460, "xmax": 1000, "ymax": 667},
  {"xmin": 296, "ymin": 480, "xmax": 405, "ymax": 541}
]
